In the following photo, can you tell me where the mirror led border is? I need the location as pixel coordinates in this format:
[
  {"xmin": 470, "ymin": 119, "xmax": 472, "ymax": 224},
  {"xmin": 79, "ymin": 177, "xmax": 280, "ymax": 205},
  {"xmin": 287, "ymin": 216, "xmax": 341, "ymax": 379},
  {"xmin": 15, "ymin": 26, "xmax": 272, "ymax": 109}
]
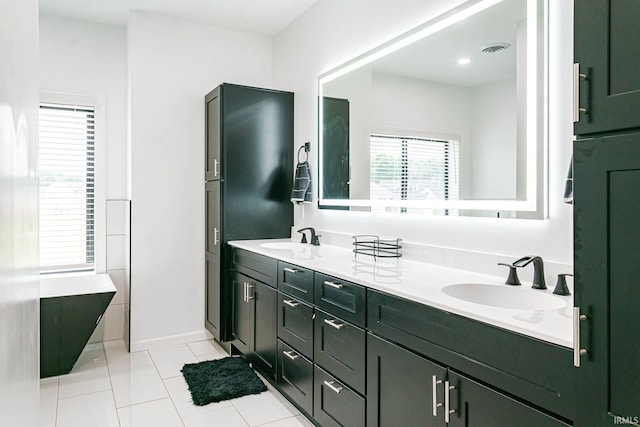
[{"xmin": 318, "ymin": 0, "xmax": 547, "ymax": 215}]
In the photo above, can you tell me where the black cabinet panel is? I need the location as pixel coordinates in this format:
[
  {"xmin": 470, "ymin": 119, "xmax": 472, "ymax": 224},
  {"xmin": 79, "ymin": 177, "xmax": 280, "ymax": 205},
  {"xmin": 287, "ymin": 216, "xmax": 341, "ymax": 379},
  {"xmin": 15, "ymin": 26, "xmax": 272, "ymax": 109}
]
[
  {"xmin": 252, "ymin": 282, "xmax": 277, "ymax": 379},
  {"xmin": 367, "ymin": 333, "xmax": 447, "ymax": 427},
  {"xmin": 205, "ymin": 181, "xmax": 221, "ymax": 255},
  {"xmin": 277, "ymin": 293, "xmax": 314, "ymax": 359},
  {"xmin": 448, "ymin": 371, "xmax": 569, "ymax": 427},
  {"xmin": 277, "ymin": 339, "xmax": 313, "ymax": 416},
  {"xmin": 574, "ymin": 134, "xmax": 640, "ymax": 425},
  {"xmin": 233, "ymin": 249, "xmax": 277, "ymax": 288},
  {"xmin": 574, "ymin": 0, "xmax": 640, "ymax": 135},
  {"xmin": 232, "ymin": 272, "xmax": 252, "ymax": 355},
  {"xmin": 205, "ymin": 251, "xmax": 221, "ymax": 340},
  {"xmin": 205, "ymin": 86, "xmax": 221, "ymax": 181},
  {"xmin": 314, "ymin": 366, "xmax": 364, "ymax": 427},
  {"xmin": 314, "ymin": 272, "xmax": 365, "ymax": 327},
  {"xmin": 278, "ymin": 261, "xmax": 314, "ymax": 303},
  {"xmin": 40, "ymin": 299, "xmax": 61, "ymax": 378},
  {"xmin": 314, "ymin": 310, "xmax": 365, "ymax": 395}
]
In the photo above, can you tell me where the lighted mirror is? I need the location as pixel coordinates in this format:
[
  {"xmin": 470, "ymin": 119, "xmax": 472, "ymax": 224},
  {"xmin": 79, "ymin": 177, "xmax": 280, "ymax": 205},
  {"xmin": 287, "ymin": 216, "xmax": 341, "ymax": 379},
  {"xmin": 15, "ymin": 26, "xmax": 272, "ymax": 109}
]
[{"xmin": 318, "ymin": 0, "xmax": 547, "ymax": 218}]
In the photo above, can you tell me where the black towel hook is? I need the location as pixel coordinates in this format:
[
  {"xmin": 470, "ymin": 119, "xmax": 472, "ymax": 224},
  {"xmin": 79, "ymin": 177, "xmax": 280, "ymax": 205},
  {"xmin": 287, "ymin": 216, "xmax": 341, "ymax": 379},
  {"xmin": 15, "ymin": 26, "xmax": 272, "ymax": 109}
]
[{"xmin": 297, "ymin": 142, "xmax": 310, "ymax": 163}]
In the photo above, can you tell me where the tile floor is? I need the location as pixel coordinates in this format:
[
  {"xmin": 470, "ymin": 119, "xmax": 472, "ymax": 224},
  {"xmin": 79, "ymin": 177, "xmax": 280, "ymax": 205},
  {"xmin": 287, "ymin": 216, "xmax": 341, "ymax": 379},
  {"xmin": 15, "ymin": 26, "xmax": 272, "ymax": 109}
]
[{"xmin": 40, "ymin": 339, "xmax": 313, "ymax": 427}]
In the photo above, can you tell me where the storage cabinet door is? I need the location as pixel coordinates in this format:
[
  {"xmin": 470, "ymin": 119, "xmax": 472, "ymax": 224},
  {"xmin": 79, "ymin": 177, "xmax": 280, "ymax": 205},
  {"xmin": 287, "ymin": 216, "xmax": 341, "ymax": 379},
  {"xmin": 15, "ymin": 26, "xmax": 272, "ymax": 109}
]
[
  {"xmin": 278, "ymin": 262, "xmax": 314, "ymax": 303},
  {"xmin": 314, "ymin": 366, "xmax": 364, "ymax": 427},
  {"xmin": 574, "ymin": 0, "xmax": 640, "ymax": 135},
  {"xmin": 232, "ymin": 272, "xmax": 252, "ymax": 354},
  {"xmin": 205, "ymin": 181, "xmax": 221, "ymax": 255},
  {"xmin": 574, "ymin": 135, "xmax": 640, "ymax": 425},
  {"xmin": 315, "ymin": 272, "xmax": 365, "ymax": 327},
  {"xmin": 367, "ymin": 333, "xmax": 447, "ymax": 427},
  {"xmin": 251, "ymin": 281, "xmax": 277, "ymax": 379},
  {"xmin": 277, "ymin": 293, "xmax": 314, "ymax": 359},
  {"xmin": 205, "ymin": 86, "xmax": 221, "ymax": 180},
  {"xmin": 40, "ymin": 299, "xmax": 61, "ymax": 378},
  {"xmin": 205, "ymin": 251, "xmax": 221, "ymax": 340},
  {"xmin": 447, "ymin": 371, "xmax": 569, "ymax": 427},
  {"xmin": 277, "ymin": 340, "xmax": 313, "ymax": 416}
]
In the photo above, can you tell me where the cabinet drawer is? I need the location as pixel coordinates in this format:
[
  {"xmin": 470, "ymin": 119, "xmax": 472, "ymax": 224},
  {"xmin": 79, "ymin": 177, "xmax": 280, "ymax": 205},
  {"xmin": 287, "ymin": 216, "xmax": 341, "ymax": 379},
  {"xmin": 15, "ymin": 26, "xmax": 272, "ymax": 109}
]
[
  {"xmin": 314, "ymin": 366, "xmax": 365, "ymax": 427},
  {"xmin": 278, "ymin": 261, "xmax": 314, "ymax": 303},
  {"xmin": 314, "ymin": 310, "xmax": 365, "ymax": 395},
  {"xmin": 277, "ymin": 293, "xmax": 313, "ymax": 359},
  {"xmin": 277, "ymin": 340, "xmax": 313, "ymax": 416},
  {"xmin": 315, "ymin": 272, "xmax": 365, "ymax": 327},
  {"xmin": 233, "ymin": 248, "xmax": 277, "ymax": 287}
]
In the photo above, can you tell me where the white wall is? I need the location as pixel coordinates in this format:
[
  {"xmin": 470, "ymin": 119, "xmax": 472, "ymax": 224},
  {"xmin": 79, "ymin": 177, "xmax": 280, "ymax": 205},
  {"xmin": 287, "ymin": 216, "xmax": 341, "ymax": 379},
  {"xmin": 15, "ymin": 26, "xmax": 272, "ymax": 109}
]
[
  {"xmin": 39, "ymin": 15, "xmax": 129, "ymax": 342},
  {"xmin": 274, "ymin": 0, "xmax": 574, "ymax": 266},
  {"xmin": 128, "ymin": 12, "xmax": 273, "ymax": 348},
  {"xmin": 0, "ymin": 0, "xmax": 40, "ymax": 424}
]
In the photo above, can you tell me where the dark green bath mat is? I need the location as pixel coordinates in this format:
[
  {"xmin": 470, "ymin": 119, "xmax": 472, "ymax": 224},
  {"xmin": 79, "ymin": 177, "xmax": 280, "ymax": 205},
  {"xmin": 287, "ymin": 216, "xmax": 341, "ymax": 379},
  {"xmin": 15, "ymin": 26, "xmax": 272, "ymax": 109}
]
[{"xmin": 181, "ymin": 357, "xmax": 267, "ymax": 406}]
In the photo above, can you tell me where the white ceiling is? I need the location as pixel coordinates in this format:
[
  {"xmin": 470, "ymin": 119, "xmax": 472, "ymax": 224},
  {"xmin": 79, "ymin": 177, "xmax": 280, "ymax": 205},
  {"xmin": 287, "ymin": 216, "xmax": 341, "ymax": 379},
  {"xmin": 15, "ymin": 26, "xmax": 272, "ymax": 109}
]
[{"xmin": 38, "ymin": 0, "xmax": 320, "ymax": 35}]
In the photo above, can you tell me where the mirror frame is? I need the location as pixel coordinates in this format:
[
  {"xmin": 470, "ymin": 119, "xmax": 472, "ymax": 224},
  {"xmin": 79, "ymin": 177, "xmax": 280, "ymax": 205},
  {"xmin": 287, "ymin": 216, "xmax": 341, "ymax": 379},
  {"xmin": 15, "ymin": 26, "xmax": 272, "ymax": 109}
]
[{"xmin": 317, "ymin": 0, "xmax": 548, "ymax": 216}]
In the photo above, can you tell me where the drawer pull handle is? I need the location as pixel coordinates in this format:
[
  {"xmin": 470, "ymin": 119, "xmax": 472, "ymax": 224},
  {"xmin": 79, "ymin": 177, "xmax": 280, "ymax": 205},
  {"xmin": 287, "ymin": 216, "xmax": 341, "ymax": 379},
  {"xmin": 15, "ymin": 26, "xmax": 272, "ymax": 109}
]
[
  {"xmin": 432, "ymin": 375, "xmax": 443, "ymax": 417},
  {"xmin": 445, "ymin": 380, "xmax": 456, "ymax": 423},
  {"xmin": 573, "ymin": 307, "xmax": 588, "ymax": 367},
  {"xmin": 324, "ymin": 318, "xmax": 345, "ymax": 330},
  {"xmin": 324, "ymin": 280, "xmax": 344, "ymax": 289},
  {"xmin": 283, "ymin": 299, "xmax": 300, "ymax": 308},
  {"xmin": 323, "ymin": 380, "xmax": 343, "ymax": 394},
  {"xmin": 284, "ymin": 268, "xmax": 299, "ymax": 274},
  {"xmin": 283, "ymin": 350, "xmax": 299, "ymax": 361}
]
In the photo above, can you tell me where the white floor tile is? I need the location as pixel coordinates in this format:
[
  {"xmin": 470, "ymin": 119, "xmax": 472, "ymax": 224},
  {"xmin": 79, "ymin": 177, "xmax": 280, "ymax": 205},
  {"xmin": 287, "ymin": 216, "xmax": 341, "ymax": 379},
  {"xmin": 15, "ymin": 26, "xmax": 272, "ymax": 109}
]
[
  {"xmin": 58, "ymin": 364, "xmax": 111, "ymax": 399},
  {"xmin": 39, "ymin": 378, "xmax": 58, "ymax": 424},
  {"xmin": 232, "ymin": 392, "xmax": 299, "ymax": 426},
  {"xmin": 110, "ymin": 364, "xmax": 168, "ymax": 408},
  {"xmin": 182, "ymin": 405, "xmax": 249, "ymax": 427},
  {"xmin": 104, "ymin": 340, "xmax": 154, "ymax": 372},
  {"xmin": 187, "ymin": 340, "xmax": 227, "ymax": 356},
  {"xmin": 196, "ymin": 352, "xmax": 227, "ymax": 362},
  {"xmin": 255, "ymin": 416, "xmax": 314, "ymax": 427},
  {"xmin": 149, "ymin": 345, "xmax": 199, "ymax": 379},
  {"xmin": 57, "ymin": 390, "xmax": 119, "ymax": 427},
  {"xmin": 163, "ymin": 375, "xmax": 232, "ymax": 420},
  {"xmin": 117, "ymin": 398, "xmax": 184, "ymax": 427}
]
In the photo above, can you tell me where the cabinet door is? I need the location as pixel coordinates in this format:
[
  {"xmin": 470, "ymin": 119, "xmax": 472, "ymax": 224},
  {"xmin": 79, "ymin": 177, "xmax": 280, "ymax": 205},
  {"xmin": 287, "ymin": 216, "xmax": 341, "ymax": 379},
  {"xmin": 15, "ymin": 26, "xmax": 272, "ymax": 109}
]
[
  {"xmin": 232, "ymin": 272, "xmax": 253, "ymax": 354},
  {"xmin": 205, "ymin": 86, "xmax": 221, "ymax": 180},
  {"xmin": 205, "ymin": 181, "xmax": 221, "ymax": 255},
  {"xmin": 251, "ymin": 281, "xmax": 277, "ymax": 379},
  {"xmin": 574, "ymin": 0, "xmax": 640, "ymax": 134},
  {"xmin": 574, "ymin": 134, "xmax": 640, "ymax": 425},
  {"xmin": 447, "ymin": 371, "xmax": 569, "ymax": 427},
  {"xmin": 205, "ymin": 251, "xmax": 221, "ymax": 340},
  {"xmin": 40, "ymin": 299, "xmax": 61, "ymax": 378},
  {"xmin": 367, "ymin": 333, "xmax": 447, "ymax": 427}
]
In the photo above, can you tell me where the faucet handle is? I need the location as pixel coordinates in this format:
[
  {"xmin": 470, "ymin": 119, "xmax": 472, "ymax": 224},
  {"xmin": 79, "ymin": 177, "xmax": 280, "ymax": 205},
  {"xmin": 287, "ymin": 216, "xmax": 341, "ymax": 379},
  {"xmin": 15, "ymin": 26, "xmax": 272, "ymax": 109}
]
[
  {"xmin": 297, "ymin": 228, "xmax": 308, "ymax": 244},
  {"xmin": 553, "ymin": 273, "xmax": 573, "ymax": 296},
  {"xmin": 310, "ymin": 234, "xmax": 321, "ymax": 246},
  {"xmin": 498, "ymin": 263, "xmax": 521, "ymax": 286}
]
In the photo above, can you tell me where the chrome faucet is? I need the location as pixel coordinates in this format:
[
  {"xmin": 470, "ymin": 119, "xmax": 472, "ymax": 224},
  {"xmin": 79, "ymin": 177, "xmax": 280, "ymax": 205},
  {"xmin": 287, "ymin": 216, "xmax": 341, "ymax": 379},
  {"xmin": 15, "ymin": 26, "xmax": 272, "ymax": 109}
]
[
  {"xmin": 297, "ymin": 227, "xmax": 321, "ymax": 246},
  {"xmin": 512, "ymin": 256, "xmax": 547, "ymax": 289}
]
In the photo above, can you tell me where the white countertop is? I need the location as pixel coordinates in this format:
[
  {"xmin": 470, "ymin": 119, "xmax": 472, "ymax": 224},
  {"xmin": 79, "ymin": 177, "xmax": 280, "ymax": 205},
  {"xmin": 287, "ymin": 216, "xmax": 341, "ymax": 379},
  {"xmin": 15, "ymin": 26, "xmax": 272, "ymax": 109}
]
[
  {"xmin": 40, "ymin": 273, "xmax": 117, "ymax": 298},
  {"xmin": 229, "ymin": 238, "xmax": 573, "ymax": 348}
]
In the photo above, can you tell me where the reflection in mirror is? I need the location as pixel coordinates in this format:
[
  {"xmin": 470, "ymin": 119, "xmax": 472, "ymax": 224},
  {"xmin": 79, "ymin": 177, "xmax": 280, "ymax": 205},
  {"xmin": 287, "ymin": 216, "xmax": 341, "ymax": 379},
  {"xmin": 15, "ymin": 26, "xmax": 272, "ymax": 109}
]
[{"xmin": 318, "ymin": 0, "xmax": 546, "ymax": 218}]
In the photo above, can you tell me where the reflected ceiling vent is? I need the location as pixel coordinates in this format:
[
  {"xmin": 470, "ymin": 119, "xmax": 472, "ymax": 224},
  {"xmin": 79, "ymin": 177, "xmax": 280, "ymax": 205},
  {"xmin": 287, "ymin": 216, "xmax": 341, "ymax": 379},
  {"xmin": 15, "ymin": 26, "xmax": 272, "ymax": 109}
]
[{"xmin": 481, "ymin": 42, "xmax": 511, "ymax": 54}]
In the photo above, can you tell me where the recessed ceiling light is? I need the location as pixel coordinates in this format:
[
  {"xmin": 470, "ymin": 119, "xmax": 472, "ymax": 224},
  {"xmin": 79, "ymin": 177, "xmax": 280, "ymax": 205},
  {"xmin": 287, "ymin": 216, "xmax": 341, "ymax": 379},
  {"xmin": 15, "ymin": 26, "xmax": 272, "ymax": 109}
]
[{"xmin": 457, "ymin": 58, "xmax": 471, "ymax": 65}]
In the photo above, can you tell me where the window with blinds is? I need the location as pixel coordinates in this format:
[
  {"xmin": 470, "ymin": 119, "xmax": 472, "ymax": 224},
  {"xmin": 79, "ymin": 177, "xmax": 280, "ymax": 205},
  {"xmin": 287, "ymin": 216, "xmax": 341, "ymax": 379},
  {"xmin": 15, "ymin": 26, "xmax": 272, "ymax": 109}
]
[
  {"xmin": 370, "ymin": 133, "xmax": 459, "ymax": 212},
  {"xmin": 39, "ymin": 102, "xmax": 95, "ymax": 273}
]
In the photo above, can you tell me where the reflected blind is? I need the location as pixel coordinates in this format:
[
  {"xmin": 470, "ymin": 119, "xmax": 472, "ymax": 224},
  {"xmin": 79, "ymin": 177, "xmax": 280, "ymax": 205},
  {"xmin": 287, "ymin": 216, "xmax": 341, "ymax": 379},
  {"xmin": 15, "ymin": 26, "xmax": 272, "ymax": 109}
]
[
  {"xmin": 39, "ymin": 103, "xmax": 95, "ymax": 272},
  {"xmin": 370, "ymin": 133, "xmax": 459, "ymax": 203}
]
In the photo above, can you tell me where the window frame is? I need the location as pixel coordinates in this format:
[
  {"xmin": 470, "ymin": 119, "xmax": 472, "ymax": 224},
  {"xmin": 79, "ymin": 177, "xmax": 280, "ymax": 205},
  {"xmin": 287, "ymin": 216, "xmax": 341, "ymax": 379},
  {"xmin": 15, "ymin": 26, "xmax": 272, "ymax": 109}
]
[{"xmin": 39, "ymin": 92, "xmax": 106, "ymax": 275}]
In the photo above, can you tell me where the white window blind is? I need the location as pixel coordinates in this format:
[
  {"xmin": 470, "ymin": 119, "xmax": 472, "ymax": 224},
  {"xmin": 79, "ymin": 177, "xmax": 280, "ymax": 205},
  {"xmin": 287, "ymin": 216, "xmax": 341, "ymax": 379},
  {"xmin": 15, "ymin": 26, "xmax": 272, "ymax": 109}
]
[
  {"xmin": 39, "ymin": 102, "xmax": 95, "ymax": 273},
  {"xmin": 370, "ymin": 133, "xmax": 459, "ymax": 209}
]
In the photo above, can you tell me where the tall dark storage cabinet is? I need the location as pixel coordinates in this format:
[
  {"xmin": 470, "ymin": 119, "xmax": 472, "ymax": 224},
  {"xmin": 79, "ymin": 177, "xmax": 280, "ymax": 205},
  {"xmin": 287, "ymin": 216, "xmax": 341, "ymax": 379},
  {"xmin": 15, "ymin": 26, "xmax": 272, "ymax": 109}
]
[
  {"xmin": 204, "ymin": 84, "xmax": 294, "ymax": 343},
  {"xmin": 574, "ymin": 2, "xmax": 640, "ymax": 425}
]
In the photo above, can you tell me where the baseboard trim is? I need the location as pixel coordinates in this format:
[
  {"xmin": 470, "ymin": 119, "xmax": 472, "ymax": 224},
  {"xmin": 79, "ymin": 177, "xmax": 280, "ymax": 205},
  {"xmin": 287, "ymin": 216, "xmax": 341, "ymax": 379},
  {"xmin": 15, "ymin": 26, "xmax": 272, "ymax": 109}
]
[{"xmin": 129, "ymin": 329, "xmax": 214, "ymax": 352}]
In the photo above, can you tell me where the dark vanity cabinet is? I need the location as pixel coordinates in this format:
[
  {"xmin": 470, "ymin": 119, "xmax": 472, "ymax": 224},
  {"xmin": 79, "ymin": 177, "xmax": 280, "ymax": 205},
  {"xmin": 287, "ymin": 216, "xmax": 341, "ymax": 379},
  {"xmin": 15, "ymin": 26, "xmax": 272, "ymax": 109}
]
[
  {"xmin": 574, "ymin": 0, "xmax": 640, "ymax": 135},
  {"xmin": 574, "ymin": 1, "xmax": 640, "ymax": 424},
  {"xmin": 231, "ymin": 249, "xmax": 278, "ymax": 379},
  {"xmin": 204, "ymin": 84, "xmax": 293, "ymax": 343}
]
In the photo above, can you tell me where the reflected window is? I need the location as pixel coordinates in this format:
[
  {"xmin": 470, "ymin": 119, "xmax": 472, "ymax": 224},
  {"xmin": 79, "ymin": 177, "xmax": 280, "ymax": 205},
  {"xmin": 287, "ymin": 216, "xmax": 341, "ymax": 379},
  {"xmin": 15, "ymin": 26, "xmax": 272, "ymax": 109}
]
[{"xmin": 370, "ymin": 133, "xmax": 459, "ymax": 213}]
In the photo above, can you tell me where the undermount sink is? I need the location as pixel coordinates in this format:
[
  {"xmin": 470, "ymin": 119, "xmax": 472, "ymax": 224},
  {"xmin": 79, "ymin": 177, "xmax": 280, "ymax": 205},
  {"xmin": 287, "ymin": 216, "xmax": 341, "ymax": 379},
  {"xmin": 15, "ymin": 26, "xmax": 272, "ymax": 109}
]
[
  {"xmin": 441, "ymin": 283, "xmax": 567, "ymax": 311},
  {"xmin": 259, "ymin": 242, "xmax": 296, "ymax": 250}
]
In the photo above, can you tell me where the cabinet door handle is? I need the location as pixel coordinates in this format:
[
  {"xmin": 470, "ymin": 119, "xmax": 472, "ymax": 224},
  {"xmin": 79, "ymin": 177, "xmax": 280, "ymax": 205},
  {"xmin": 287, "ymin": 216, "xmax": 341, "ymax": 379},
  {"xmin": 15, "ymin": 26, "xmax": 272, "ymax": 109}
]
[
  {"xmin": 444, "ymin": 380, "xmax": 456, "ymax": 423},
  {"xmin": 283, "ymin": 350, "xmax": 299, "ymax": 361},
  {"xmin": 573, "ymin": 307, "xmax": 588, "ymax": 367},
  {"xmin": 283, "ymin": 299, "xmax": 299, "ymax": 308},
  {"xmin": 243, "ymin": 282, "xmax": 247, "ymax": 303},
  {"xmin": 213, "ymin": 227, "xmax": 219, "ymax": 245},
  {"xmin": 324, "ymin": 280, "xmax": 344, "ymax": 289},
  {"xmin": 432, "ymin": 375, "xmax": 443, "ymax": 417},
  {"xmin": 324, "ymin": 318, "xmax": 345, "ymax": 330},
  {"xmin": 323, "ymin": 380, "xmax": 343, "ymax": 394},
  {"xmin": 573, "ymin": 63, "xmax": 588, "ymax": 122},
  {"xmin": 246, "ymin": 284, "xmax": 254, "ymax": 301},
  {"xmin": 283, "ymin": 267, "xmax": 299, "ymax": 274},
  {"xmin": 214, "ymin": 158, "xmax": 219, "ymax": 177}
]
